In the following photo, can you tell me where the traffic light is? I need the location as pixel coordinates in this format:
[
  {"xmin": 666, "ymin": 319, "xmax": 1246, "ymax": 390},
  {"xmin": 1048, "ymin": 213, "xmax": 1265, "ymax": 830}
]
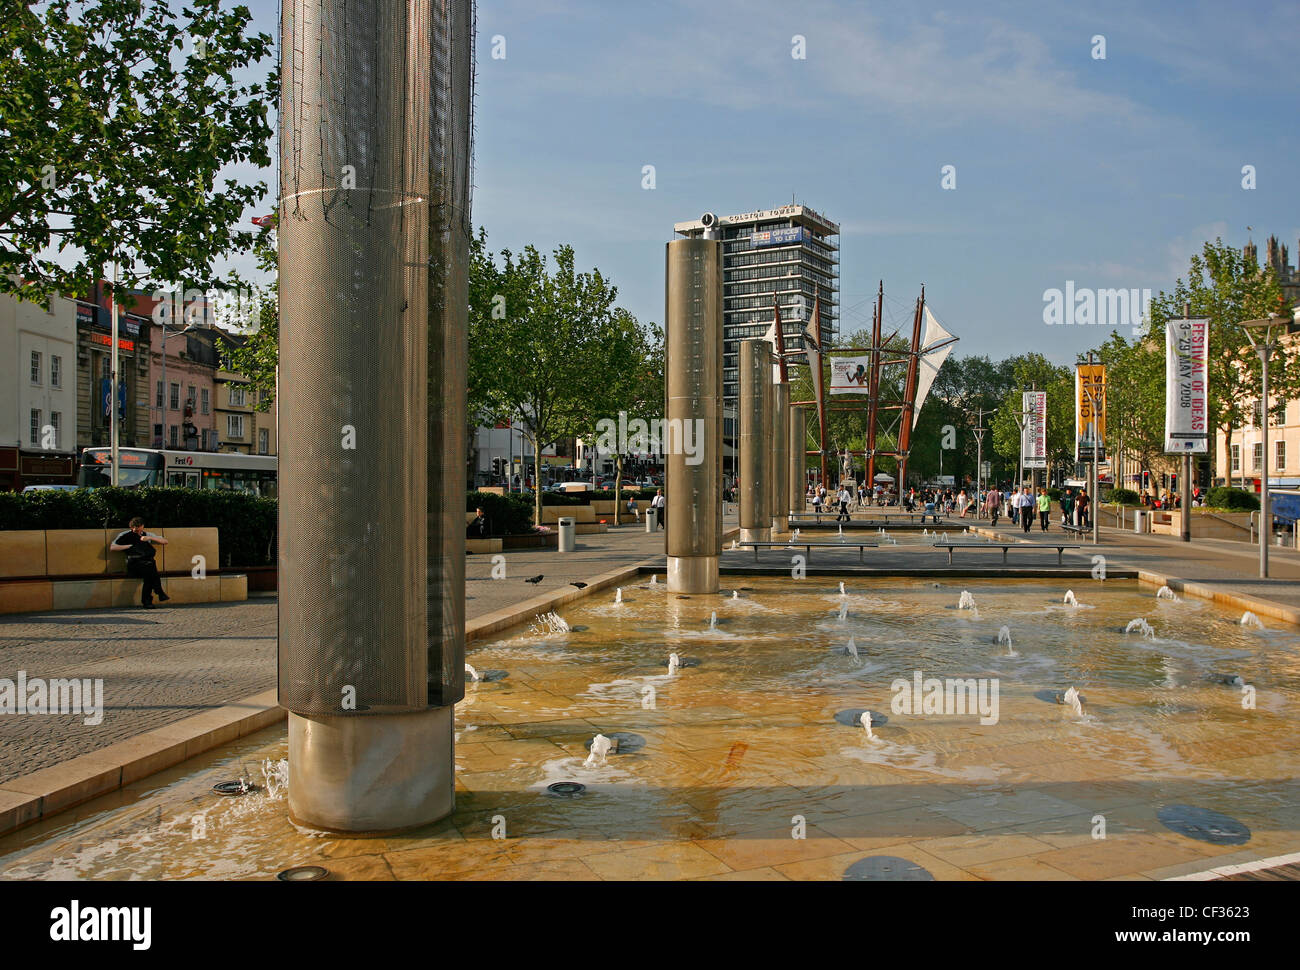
[
  {"xmin": 1142, "ymin": 470, "xmax": 1150, "ymax": 491},
  {"xmin": 1170, "ymin": 472, "xmax": 1178, "ymax": 491}
]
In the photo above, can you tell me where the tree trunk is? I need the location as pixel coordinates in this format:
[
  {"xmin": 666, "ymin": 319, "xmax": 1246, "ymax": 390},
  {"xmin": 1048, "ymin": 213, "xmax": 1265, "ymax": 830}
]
[{"xmin": 530, "ymin": 433, "xmax": 543, "ymax": 528}]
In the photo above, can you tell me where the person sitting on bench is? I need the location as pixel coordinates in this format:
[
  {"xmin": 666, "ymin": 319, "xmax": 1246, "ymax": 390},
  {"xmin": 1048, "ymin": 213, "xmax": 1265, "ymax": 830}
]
[{"xmin": 110, "ymin": 517, "xmax": 170, "ymax": 609}]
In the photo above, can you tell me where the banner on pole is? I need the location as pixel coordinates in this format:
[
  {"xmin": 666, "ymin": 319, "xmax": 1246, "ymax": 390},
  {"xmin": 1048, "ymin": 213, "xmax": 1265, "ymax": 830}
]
[
  {"xmin": 1075, "ymin": 364, "xmax": 1107, "ymax": 462},
  {"xmin": 829, "ymin": 355, "xmax": 872, "ymax": 395},
  {"xmin": 1164, "ymin": 317, "xmax": 1210, "ymax": 453},
  {"xmin": 1022, "ymin": 390, "xmax": 1047, "ymax": 469}
]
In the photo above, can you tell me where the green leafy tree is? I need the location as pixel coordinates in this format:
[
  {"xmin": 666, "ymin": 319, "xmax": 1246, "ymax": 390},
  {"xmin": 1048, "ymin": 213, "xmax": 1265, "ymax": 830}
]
[
  {"xmin": 1145, "ymin": 239, "xmax": 1297, "ymax": 486},
  {"xmin": 468, "ymin": 239, "xmax": 622, "ymax": 526},
  {"xmin": 1094, "ymin": 331, "xmax": 1165, "ymax": 485},
  {"xmin": 219, "ymin": 216, "xmax": 277, "ymax": 407},
  {"xmin": 0, "ymin": 0, "xmax": 277, "ymax": 306},
  {"xmin": 991, "ymin": 354, "xmax": 1073, "ymax": 486}
]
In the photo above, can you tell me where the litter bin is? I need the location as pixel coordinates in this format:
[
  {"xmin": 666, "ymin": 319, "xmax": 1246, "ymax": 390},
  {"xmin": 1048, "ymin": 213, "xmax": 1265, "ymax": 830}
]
[
  {"xmin": 645, "ymin": 507, "xmax": 657, "ymax": 532},
  {"xmin": 558, "ymin": 516, "xmax": 576, "ymax": 553},
  {"xmin": 1133, "ymin": 510, "xmax": 1147, "ymax": 534}
]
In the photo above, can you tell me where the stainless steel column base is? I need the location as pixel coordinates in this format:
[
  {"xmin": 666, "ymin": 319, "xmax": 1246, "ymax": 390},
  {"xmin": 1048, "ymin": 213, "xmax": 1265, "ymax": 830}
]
[
  {"xmin": 771, "ymin": 517, "xmax": 785, "ymax": 534},
  {"xmin": 667, "ymin": 555, "xmax": 718, "ymax": 594},
  {"xmin": 288, "ymin": 706, "xmax": 454, "ymax": 833},
  {"xmin": 740, "ymin": 527, "xmax": 771, "ymax": 544}
]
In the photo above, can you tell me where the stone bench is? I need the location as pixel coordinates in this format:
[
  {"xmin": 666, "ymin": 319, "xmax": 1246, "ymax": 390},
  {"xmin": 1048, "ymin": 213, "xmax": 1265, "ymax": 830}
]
[
  {"xmin": 0, "ymin": 527, "xmax": 247, "ymax": 615},
  {"xmin": 540, "ymin": 506, "xmax": 597, "ymax": 525}
]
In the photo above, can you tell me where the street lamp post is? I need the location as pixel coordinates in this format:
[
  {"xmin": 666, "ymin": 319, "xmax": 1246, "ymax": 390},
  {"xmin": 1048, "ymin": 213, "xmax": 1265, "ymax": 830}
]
[
  {"xmin": 1239, "ymin": 308, "xmax": 1300, "ymax": 578},
  {"xmin": 972, "ymin": 408, "xmax": 987, "ymax": 513}
]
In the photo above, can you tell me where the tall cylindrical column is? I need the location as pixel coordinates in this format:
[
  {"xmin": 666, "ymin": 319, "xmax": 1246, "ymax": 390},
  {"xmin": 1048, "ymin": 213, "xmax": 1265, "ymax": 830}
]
[
  {"xmin": 789, "ymin": 406, "xmax": 806, "ymax": 513},
  {"xmin": 664, "ymin": 238, "xmax": 723, "ymax": 593},
  {"xmin": 277, "ymin": 0, "xmax": 472, "ymax": 831},
  {"xmin": 739, "ymin": 339, "xmax": 772, "ymax": 543},
  {"xmin": 771, "ymin": 381, "xmax": 789, "ymax": 533}
]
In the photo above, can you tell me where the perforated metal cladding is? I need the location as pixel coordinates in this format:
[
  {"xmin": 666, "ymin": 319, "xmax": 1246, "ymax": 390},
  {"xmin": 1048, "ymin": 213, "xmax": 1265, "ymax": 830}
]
[
  {"xmin": 771, "ymin": 382, "xmax": 789, "ymax": 518},
  {"xmin": 739, "ymin": 340, "xmax": 772, "ymax": 531},
  {"xmin": 277, "ymin": 0, "xmax": 472, "ymax": 715},
  {"xmin": 789, "ymin": 407, "xmax": 807, "ymax": 512},
  {"xmin": 664, "ymin": 240, "xmax": 723, "ymax": 559}
]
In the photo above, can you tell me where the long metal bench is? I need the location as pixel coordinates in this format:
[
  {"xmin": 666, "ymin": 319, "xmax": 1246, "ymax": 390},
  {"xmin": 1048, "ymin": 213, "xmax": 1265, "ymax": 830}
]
[
  {"xmin": 932, "ymin": 542, "xmax": 1081, "ymax": 566},
  {"xmin": 739, "ymin": 540, "xmax": 879, "ymax": 563}
]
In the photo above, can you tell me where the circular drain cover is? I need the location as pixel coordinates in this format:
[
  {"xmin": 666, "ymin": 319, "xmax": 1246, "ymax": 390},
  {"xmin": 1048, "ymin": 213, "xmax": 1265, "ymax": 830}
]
[
  {"xmin": 675, "ymin": 596, "xmax": 691, "ymax": 599},
  {"xmin": 1158, "ymin": 805, "xmax": 1251, "ymax": 846},
  {"xmin": 1210, "ymin": 673, "xmax": 1244, "ymax": 686},
  {"xmin": 583, "ymin": 732, "xmax": 646, "ymax": 754},
  {"xmin": 833, "ymin": 709, "xmax": 888, "ymax": 727},
  {"xmin": 843, "ymin": 856, "xmax": 934, "ymax": 881},
  {"xmin": 277, "ymin": 865, "xmax": 329, "ymax": 882},
  {"xmin": 657, "ymin": 657, "xmax": 700, "ymax": 667},
  {"xmin": 212, "ymin": 781, "xmax": 258, "ymax": 796},
  {"xmin": 547, "ymin": 782, "xmax": 586, "ymax": 796},
  {"xmin": 570, "ymin": 625, "xmax": 589, "ymax": 633}
]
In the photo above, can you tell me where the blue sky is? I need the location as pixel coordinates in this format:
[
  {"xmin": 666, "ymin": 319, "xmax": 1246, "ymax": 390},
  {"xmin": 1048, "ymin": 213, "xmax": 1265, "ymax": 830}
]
[{"xmin": 238, "ymin": 0, "xmax": 1300, "ymax": 362}]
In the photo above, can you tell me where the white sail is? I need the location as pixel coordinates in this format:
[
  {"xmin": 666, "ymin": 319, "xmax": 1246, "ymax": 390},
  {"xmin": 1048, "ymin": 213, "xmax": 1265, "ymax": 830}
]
[{"xmin": 912, "ymin": 307, "xmax": 957, "ymax": 429}]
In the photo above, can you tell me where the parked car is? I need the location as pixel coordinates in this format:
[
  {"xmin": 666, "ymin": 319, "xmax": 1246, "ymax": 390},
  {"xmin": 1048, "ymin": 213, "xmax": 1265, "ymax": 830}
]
[{"xmin": 22, "ymin": 484, "xmax": 80, "ymax": 492}]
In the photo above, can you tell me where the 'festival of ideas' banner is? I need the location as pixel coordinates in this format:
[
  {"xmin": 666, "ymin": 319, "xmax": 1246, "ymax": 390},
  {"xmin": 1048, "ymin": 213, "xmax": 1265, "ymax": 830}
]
[
  {"xmin": 1022, "ymin": 391, "xmax": 1047, "ymax": 469},
  {"xmin": 1165, "ymin": 318, "xmax": 1210, "ymax": 453}
]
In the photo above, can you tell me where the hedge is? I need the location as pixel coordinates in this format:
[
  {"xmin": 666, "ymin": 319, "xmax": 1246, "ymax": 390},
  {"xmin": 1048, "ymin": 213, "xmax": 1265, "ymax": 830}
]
[
  {"xmin": 1206, "ymin": 487, "xmax": 1259, "ymax": 512},
  {"xmin": 1104, "ymin": 487, "xmax": 1141, "ymax": 505},
  {"xmin": 0, "ymin": 487, "xmax": 277, "ymax": 567},
  {"xmin": 466, "ymin": 491, "xmax": 536, "ymax": 535}
]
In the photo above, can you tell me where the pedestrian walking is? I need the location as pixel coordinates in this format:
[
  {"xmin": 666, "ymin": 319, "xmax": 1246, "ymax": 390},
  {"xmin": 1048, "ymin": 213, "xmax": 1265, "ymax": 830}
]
[
  {"xmin": 1037, "ymin": 488, "xmax": 1050, "ymax": 532},
  {"xmin": 651, "ymin": 488, "xmax": 666, "ymax": 530},
  {"xmin": 110, "ymin": 517, "xmax": 170, "ymax": 608},
  {"xmin": 836, "ymin": 484, "xmax": 852, "ymax": 523},
  {"xmin": 1017, "ymin": 488, "xmax": 1035, "ymax": 534},
  {"xmin": 1077, "ymin": 488, "xmax": 1091, "ymax": 529},
  {"xmin": 986, "ymin": 486, "xmax": 1002, "ymax": 527}
]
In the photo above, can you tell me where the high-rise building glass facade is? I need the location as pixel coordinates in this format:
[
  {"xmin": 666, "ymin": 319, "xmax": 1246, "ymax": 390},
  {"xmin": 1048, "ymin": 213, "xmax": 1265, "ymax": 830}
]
[{"xmin": 674, "ymin": 204, "xmax": 839, "ymax": 474}]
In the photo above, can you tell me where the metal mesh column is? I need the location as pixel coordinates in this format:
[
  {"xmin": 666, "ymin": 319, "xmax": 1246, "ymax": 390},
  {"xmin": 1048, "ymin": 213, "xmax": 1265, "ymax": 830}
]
[
  {"xmin": 664, "ymin": 238, "xmax": 722, "ymax": 593},
  {"xmin": 789, "ymin": 406, "xmax": 807, "ymax": 513},
  {"xmin": 278, "ymin": 0, "xmax": 473, "ymax": 831},
  {"xmin": 771, "ymin": 382, "xmax": 789, "ymax": 533},
  {"xmin": 739, "ymin": 340, "xmax": 772, "ymax": 543}
]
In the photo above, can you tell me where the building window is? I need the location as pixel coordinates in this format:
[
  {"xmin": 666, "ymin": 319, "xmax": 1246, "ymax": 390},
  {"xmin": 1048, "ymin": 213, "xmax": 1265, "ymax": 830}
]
[
  {"xmin": 201, "ymin": 388, "xmax": 209, "ymax": 414},
  {"xmin": 50, "ymin": 411, "xmax": 61, "ymax": 448},
  {"xmin": 200, "ymin": 429, "xmax": 208, "ymax": 450},
  {"xmin": 51, "ymin": 355, "xmax": 62, "ymax": 388},
  {"xmin": 1253, "ymin": 442, "xmax": 1263, "ymax": 470},
  {"xmin": 170, "ymin": 383, "xmax": 180, "ymax": 409},
  {"xmin": 30, "ymin": 409, "xmax": 41, "ymax": 445},
  {"xmin": 229, "ymin": 385, "xmax": 246, "ymax": 407},
  {"xmin": 30, "ymin": 351, "xmax": 41, "ymax": 384},
  {"xmin": 187, "ymin": 385, "xmax": 196, "ymax": 409},
  {"xmin": 1231, "ymin": 444, "xmax": 1240, "ymax": 472},
  {"xmin": 169, "ymin": 424, "xmax": 178, "ymax": 448},
  {"xmin": 227, "ymin": 414, "xmax": 245, "ymax": 439},
  {"xmin": 1277, "ymin": 440, "xmax": 1286, "ymax": 470},
  {"xmin": 156, "ymin": 381, "xmax": 164, "ymax": 408},
  {"xmin": 258, "ymin": 428, "xmax": 269, "ymax": 454}
]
